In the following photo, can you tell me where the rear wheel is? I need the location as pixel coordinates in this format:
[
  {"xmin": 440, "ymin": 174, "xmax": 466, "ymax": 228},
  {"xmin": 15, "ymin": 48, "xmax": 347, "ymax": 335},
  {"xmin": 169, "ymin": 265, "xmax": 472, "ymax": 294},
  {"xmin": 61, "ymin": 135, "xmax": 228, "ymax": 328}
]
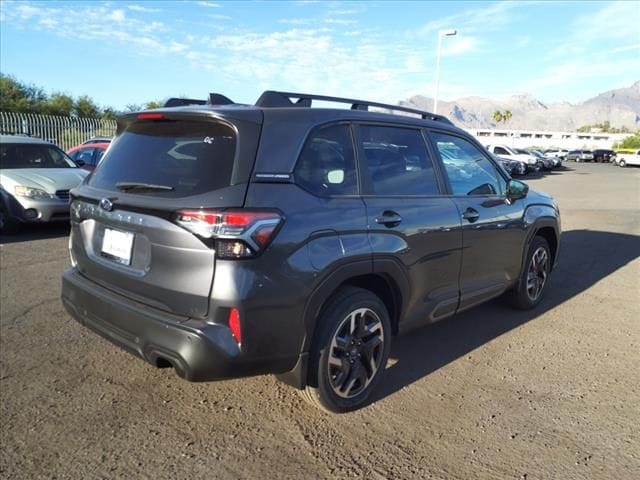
[
  {"xmin": 300, "ymin": 287, "xmax": 391, "ymax": 413},
  {"xmin": 619, "ymin": 159, "xmax": 626, "ymax": 168},
  {"xmin": 510, "ymin": 236, "xmax": 551, "ymax": 310}
]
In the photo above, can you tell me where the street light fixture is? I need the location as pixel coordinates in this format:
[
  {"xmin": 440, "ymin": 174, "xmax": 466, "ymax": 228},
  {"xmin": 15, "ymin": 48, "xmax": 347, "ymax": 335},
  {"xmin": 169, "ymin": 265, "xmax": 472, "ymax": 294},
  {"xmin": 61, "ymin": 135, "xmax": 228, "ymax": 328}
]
[{"xmin": 433, "ymin": 29, "xmax": 457, "ymax": 114}]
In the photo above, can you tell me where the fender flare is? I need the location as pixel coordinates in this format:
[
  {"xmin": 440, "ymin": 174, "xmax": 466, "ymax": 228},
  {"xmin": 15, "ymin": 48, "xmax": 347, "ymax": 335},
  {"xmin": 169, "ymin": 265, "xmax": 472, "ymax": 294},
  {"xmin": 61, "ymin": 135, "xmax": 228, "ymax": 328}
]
[{"xmin": 521, "ymin": 206, "xmax": 560, "ymax": 275}]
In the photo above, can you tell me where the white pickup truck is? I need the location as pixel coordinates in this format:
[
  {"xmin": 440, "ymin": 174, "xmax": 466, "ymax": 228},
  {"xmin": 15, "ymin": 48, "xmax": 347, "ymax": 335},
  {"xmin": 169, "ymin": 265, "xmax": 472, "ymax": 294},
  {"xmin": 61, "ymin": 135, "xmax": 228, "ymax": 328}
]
[
  {"xmin": 486, "ymin": 144, "xmax": 540, "ymax": 172},
  {"xmin": 614, "ymin": 149, "xmax": 640, "ymax": 167}
]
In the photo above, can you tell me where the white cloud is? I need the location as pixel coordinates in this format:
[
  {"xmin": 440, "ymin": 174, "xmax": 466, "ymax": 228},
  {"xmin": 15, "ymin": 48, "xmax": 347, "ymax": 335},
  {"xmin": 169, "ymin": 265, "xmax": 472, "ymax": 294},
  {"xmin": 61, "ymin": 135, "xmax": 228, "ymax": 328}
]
[
  {"xmin": 108, "ymin": 9, "xmax": 126, "ymax": 22},
  {"xmin": 127, "ymin": 5, "xmax": 160, "ymax": 13},
  {"xmin": 417, "ymin": 1, "xmax": 522, "ymax": 36},
  {"xmin": 196, "ymin": 1, "xmax": 221, "ymax": 7}
]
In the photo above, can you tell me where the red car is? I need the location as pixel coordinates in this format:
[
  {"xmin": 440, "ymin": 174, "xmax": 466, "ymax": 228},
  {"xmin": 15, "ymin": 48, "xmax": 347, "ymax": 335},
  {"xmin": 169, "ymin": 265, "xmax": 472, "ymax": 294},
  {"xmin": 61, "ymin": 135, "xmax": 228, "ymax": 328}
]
[{"xmin": 67, "ymin": 143, "xmax": 109, "ymax": 171}]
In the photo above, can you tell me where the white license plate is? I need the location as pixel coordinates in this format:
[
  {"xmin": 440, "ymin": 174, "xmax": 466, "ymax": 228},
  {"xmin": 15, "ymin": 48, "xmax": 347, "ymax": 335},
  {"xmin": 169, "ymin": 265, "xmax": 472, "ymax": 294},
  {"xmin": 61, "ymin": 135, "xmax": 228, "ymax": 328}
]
[{"xmin": 101, "ymin": 228, "xmax": 134, "ymax": 265}]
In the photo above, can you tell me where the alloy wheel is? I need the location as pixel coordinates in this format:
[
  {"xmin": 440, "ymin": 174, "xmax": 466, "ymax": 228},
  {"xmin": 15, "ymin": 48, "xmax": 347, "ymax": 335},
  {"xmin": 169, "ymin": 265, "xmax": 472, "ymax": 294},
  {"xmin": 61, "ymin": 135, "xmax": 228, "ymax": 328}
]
[
  {"xmin": 327, "ymin": 308, "xmax": 385, "ymax": 399},
  {"xmin": 526, "ymin": 247, "xmax": 549, "ymax": 301}
]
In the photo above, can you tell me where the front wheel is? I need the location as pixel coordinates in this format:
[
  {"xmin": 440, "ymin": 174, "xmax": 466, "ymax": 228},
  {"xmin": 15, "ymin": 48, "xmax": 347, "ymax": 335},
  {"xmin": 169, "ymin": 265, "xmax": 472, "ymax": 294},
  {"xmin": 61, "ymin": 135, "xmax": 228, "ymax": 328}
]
[
  {"xmin": 510, "ymin": 236, "xmax": 551, "ymax": 310},
  {"xmin": 0, "ymin": 202, "xmax": 19, "ymax": 235},
  {"xmin": 300, "ymin": 287, "xmax": 391, "ymax": 413}
]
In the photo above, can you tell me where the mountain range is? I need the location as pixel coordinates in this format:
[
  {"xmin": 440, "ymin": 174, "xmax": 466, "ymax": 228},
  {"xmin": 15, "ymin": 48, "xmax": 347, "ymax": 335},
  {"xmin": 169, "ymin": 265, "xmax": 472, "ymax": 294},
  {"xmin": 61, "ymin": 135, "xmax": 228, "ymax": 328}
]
[{"xmin": 398, "ymin": 81, "xmax": 640, "ymax": 132}]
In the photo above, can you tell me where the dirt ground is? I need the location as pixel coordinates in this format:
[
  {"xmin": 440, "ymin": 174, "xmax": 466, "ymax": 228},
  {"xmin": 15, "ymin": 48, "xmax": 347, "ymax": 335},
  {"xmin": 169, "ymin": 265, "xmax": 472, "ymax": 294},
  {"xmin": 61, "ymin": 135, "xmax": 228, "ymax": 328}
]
[{"xmin": 1, "ymin": 162, "xmax": 639, "ymax": 479}]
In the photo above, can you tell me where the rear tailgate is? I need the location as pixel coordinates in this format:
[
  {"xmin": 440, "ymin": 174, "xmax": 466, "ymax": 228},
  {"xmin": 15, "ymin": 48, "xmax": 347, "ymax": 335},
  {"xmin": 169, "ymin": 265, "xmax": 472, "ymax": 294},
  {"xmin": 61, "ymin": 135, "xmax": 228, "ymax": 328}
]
[{"xmin": 69, "ymin": 109, "xmax": 262, "ymax": 318}]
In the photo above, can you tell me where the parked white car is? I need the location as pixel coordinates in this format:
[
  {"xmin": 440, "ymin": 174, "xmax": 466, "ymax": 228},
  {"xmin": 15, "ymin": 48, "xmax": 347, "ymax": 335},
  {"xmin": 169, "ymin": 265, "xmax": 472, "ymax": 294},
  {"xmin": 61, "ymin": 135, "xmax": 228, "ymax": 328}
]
[
  {"xmin": 486, "ymin": 144, "xmax": 540, "ymax": 172},
  {"xmin": 544, "ymin": 149, "xmax": 569, "ymax": 160},
  {"xmin": 614, "ymin": 149, "xmax": 640, "ymax": 167},
  {"xmin": 0, "ymin": 135, "xmax": 88, "ymax": 233}
]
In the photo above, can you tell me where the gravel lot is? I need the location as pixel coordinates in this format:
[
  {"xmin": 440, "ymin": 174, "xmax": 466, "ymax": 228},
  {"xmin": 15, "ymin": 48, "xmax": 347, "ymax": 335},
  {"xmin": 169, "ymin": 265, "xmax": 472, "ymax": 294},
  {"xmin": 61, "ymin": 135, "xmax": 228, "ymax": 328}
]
[{"xmin": 1, "ymin": 162, "xmax": 639, "ymax": 479}]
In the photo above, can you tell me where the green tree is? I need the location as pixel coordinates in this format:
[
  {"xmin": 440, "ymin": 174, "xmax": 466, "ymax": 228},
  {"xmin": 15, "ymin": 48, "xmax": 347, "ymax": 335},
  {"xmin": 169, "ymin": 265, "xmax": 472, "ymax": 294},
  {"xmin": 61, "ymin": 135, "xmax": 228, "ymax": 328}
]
[
  {"xmin": 613, "ymin": 131, "xmax": 640, "ymax": 150},
  {"xmin": 492, "ymin": 110, "xmax": 503, "ymax": 124},
  {"xmin": 503, "ymin": 110, "xmax": 512, "ymax": 123},
  {"xmin": 0, "ymin": 73, "xmax": 47, "ymax": 113},
  {"xmin": 101, "ymin": 107, "xmax": 117, "ymax": 121},
  {"xmin": 42, "ymin": 92, "xmax": 74, "ymax": 116},
  {"xmin": 74, "ymin": 95, "xmax": 101, "ymax": 118},
  {"xmin": 144, "ymin": 100, "xmax": 163, "ymax": 109}
]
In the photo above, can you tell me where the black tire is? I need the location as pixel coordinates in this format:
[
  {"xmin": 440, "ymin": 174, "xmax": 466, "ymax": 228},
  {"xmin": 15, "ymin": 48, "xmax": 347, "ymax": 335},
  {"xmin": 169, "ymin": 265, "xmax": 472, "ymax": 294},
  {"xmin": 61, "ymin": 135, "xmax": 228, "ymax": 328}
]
[
  {"xmin": 0, "ymin": 202, "xmax": 19, "ymax": 235},
  {"xmin": 619, "ymin": 159, "xmax": 626, "ymax": 168},
  {"xmin": 510, "ymin": 236, "xmax": 551, "ymax": 310},
  {"xmin": 300, "ymin": 287, "xmax": 391, "ymax": 413}
]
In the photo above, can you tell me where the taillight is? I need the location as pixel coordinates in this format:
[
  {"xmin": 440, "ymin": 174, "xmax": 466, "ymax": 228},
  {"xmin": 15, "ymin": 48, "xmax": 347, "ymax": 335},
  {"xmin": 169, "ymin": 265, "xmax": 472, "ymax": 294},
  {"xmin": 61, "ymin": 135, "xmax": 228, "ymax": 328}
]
[{"xmin": 174, "ymin": 209, "xmax": 283, "ymax": 259}]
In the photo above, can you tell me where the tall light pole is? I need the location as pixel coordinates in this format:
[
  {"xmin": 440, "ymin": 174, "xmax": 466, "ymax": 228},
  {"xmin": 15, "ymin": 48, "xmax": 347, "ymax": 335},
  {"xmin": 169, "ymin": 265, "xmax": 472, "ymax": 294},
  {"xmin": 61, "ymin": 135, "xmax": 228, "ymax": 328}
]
[{"xmin": 433, "ymin": 29, "xmax": 457, "ymax": 114}]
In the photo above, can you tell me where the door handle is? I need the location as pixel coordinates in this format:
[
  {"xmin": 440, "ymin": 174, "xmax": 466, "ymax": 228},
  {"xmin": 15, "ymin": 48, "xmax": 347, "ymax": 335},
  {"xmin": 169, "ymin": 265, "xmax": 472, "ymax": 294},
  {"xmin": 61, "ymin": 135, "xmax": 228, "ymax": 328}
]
[
  {"xmin": 462, "ymin": 208, "xmax": 480, "ymax": 223},
  {"xmin": 375, "ymin": 211, "xmax": 403, "ymax": 228}
]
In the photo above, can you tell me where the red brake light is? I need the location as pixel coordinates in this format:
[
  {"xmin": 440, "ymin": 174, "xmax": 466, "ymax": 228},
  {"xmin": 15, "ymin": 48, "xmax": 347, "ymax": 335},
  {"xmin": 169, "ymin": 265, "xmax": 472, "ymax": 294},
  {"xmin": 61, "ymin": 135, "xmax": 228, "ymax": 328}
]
[
  {"xmin": 137, "ymin": 112, "xmax": 166, "ymax": 120},
  {"xmin": 228, "ymin": 308, "xmax": 241, "ymax": 344}
]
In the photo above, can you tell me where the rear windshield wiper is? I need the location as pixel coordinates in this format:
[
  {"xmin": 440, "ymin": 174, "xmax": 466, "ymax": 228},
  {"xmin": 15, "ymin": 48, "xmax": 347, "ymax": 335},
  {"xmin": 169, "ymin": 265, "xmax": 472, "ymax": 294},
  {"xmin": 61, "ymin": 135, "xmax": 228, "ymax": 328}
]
[{"xmin": 116, "ymin": 182, "xmax": 175, "ymax": 192}]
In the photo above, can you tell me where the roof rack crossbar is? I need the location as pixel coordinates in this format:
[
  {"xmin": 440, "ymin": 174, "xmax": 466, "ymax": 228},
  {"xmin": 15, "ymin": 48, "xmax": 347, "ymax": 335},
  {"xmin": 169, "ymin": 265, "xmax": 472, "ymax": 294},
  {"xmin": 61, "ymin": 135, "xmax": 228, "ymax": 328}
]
[{"xmin": 255, "ymin": 90, "xmax": 452, "ymax": 124}]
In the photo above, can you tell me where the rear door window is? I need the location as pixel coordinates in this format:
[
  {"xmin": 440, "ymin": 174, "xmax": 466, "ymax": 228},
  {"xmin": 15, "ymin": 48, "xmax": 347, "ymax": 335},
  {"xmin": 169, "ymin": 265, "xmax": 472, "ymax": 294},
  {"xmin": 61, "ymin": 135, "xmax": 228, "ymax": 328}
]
[
  {"xmin": 358, "ymin": 125, "xmax": 440, "ymax": 196},
  {"xmin": 88, "ymin": 121, "xmax": 236, "ymax": 197}
]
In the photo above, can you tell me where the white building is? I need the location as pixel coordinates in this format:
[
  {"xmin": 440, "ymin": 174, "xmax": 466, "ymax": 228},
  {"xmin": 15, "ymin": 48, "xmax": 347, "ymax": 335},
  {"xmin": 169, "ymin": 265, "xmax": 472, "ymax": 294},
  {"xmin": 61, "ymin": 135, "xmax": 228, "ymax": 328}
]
[{"xmin": 465, "ymin": 128, "xmax": 632, "ymax": 150}]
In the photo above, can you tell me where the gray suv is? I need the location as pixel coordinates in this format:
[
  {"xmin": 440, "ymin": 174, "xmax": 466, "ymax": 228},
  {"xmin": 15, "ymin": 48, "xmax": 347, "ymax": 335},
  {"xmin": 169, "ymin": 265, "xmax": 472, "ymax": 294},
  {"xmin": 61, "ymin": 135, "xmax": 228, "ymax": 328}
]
[{"xmin": 61, "ymin": 91, "xmax": 561, "ymax": 412}]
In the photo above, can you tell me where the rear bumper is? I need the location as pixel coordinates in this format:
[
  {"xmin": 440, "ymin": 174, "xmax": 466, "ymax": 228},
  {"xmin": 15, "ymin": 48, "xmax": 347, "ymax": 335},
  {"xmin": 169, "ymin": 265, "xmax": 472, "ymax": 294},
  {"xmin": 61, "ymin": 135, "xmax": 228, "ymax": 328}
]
[{"xmin": 61, "ymin": 267, "xmax": 295, "ymax": 382}]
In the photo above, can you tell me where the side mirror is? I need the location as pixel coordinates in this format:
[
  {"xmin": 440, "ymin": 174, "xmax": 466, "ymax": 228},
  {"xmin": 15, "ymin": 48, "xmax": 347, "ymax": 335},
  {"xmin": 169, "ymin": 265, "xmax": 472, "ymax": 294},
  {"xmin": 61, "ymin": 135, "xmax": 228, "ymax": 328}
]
[
  {"xmin": 507, "ymin": 179, "xmax": 528, "ymax": 200},
  {"xmin": 75, "ymin": 159, "xmax": 86, "ymax": 167}
]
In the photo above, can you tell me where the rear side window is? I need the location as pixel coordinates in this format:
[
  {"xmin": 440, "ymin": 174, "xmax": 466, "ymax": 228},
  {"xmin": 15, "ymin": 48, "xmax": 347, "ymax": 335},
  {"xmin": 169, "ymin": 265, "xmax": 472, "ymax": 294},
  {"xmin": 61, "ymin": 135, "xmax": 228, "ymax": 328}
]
[
  {"xmin": 359, "ymin": 125, "xmax": 439, "ymax": 196},
  {"xmin": 89, "ymin": 121, "xmax": 236, "ymax": 197},
  {"xmin": 294, "ymin": 124, "xmax": 357, "ymax": 196}
]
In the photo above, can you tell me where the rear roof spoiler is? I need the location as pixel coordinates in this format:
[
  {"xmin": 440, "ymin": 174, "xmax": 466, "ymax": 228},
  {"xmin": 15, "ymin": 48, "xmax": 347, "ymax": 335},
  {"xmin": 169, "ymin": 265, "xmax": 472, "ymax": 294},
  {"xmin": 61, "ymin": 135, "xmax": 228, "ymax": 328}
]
[{"xmin": 163, "ymin": 93, "xmax": 235, "ymax": 108}]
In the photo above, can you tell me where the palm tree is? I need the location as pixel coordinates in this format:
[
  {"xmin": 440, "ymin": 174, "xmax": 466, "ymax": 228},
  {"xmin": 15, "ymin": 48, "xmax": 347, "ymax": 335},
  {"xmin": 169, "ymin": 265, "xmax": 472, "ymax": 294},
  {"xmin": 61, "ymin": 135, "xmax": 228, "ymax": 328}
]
[
  {"xmin": 503, "ymin": 110, "xmax": 512, "ymax": 123},
  {"xmin": 492, "ymin": 110, "xmax": 503, "ymax": 124}
]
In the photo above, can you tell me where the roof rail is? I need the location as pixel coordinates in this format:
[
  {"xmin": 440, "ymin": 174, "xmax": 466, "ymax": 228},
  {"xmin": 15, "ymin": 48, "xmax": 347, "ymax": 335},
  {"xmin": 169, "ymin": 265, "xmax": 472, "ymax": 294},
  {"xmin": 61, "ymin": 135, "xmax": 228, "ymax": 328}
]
[
  {"xmin": 255, "ymin": 90, "xmax": 453, "ymax": 124},
  {"xmin": 163, "ymin": 93, "xmax": 236, "ymax": 108}
]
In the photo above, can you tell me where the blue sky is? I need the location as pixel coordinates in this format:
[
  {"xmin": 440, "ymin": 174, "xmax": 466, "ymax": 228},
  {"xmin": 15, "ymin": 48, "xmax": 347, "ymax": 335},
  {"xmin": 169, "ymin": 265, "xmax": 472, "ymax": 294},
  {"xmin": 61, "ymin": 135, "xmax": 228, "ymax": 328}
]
[{"xmin": 1, "ymin": 1, "xmax": 638, "ymax": 110}]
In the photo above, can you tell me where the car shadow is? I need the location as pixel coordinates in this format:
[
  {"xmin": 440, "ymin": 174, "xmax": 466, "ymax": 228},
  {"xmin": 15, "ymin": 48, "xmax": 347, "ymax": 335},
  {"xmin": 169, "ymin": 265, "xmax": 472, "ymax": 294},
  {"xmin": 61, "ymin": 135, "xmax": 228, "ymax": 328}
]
[
  {"xmin": 370, "ymin": 229, "xmax": 640, "ymax": 404},
  {"xmin": 0, "ymin": 223, "xmax": 70, "ymax": 245}
]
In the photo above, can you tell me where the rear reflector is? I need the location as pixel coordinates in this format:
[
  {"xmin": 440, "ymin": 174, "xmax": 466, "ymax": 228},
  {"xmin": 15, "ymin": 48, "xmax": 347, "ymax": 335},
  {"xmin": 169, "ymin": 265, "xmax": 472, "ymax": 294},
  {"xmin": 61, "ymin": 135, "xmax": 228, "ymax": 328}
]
[{"xmin": 228, "ymin": 308, "xmax": 241, "ymax": 344}]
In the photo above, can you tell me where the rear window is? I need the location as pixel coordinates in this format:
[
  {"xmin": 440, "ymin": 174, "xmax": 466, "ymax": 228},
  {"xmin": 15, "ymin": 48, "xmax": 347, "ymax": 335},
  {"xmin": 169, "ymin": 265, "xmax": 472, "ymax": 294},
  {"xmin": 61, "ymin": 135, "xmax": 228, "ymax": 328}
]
[{"xmin": 89, "ymin": 121, "xmax": 236, "ymax": 197}]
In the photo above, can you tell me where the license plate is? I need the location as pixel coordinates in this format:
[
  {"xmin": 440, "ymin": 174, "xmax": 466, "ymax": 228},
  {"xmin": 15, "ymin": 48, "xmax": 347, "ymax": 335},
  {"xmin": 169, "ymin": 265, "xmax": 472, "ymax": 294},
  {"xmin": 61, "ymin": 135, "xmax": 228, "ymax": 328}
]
[{"xmin": 101, "ymin": 228, "xmax": 134, "ymax": 265}]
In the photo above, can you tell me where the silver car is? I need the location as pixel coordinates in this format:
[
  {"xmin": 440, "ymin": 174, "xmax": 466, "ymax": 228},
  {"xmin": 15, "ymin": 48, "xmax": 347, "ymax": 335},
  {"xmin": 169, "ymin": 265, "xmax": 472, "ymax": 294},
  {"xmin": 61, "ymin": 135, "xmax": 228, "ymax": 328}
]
[{"xmin": 0, "ymin": 135, "xmax": 88, "ymax": 233}]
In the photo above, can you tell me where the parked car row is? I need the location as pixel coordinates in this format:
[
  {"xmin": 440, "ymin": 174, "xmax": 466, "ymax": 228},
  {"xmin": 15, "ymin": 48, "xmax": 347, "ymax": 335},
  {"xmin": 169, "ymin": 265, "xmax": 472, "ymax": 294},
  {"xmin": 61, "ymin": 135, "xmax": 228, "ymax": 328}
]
[{"xmin": 486, "ymin": 144, "xmax": 563, "ymax": 176}]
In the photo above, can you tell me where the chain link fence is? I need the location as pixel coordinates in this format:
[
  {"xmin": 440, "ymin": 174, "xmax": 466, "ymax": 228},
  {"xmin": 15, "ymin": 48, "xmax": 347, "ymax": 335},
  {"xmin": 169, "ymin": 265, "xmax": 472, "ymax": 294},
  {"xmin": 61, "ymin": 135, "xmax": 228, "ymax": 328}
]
[{"xmin": 0, "ymin": 112, "xmax": 117, "ymax": 151}]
